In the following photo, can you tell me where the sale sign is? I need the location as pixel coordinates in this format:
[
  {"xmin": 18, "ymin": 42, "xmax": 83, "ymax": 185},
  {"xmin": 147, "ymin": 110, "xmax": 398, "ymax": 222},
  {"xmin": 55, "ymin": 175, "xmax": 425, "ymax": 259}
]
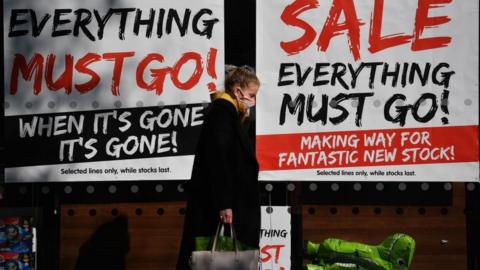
[
  {"xmin": 4, "ymin": 0, "xmax": 224, "ymax": 182},
  {"xmin": 256, "ymin": 0, "xmax": 479, "ymax": 181},
  {"xmin": 260, "ymin": 206, "xmax": 291, "ymax": 270}
]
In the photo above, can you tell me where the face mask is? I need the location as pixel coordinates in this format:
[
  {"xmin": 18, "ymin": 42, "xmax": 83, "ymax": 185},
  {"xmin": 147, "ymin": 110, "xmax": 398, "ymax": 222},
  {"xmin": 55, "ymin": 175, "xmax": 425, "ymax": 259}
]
[
  {"xmin": 239, "ymin": 97, "xmax": 255, "ymax": 108},
  {"xmin": 237, "ymin": 89, "xmax": 255, "ymax": 106},
  {"xmin": 236, "ymin": 89, "xmax": 255, "ymax": 118},
  {"xmin": 239, "ymin": 99, "xmax": 251, "ymax": 118}
]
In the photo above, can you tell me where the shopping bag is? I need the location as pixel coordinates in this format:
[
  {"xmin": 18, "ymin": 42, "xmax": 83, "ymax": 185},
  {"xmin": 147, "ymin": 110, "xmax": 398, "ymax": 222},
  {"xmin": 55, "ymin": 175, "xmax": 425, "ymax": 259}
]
[{"xmin": 190, "ymin": 222, "xmax": 259, "ymax": 270}]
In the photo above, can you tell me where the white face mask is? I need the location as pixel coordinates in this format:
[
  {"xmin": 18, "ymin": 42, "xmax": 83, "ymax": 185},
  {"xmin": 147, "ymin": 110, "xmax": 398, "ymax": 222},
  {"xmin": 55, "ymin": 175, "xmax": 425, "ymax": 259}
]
[
  {"xmin": 236, "ymin": 89, "xmax": 255, "ymax": 117},
  {"xmin": 239, "ymin": 99, "xmax": 251, "ymax": 117},
  {"xmin": 238, "ymin": 97, "xmax": 255, "ymax": 108},
  {"xmin": 237, "ymin": 89, "xmax": 255, "ymax": 106}
]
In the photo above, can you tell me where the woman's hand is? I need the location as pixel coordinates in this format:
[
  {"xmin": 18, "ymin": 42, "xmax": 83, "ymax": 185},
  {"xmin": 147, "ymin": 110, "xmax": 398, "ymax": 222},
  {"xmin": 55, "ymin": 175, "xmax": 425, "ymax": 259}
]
[{"xmin": 219, "ymin": 208, "xmax": 233, "ymax": 224}]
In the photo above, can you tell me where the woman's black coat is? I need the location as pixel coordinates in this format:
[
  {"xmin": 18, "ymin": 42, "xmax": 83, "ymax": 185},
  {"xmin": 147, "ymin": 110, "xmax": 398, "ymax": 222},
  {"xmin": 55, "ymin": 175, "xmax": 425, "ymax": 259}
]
[{"xmin": 176, "ymin": 98, "xmax": 260, "ymax": 270}]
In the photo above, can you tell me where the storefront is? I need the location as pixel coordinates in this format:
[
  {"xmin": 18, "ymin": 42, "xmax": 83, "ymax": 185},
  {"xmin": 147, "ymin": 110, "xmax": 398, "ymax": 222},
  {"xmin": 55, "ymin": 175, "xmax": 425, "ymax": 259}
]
[{"xmin": 1, "ymin": 0, "xmax": 479, "ymax": 269}]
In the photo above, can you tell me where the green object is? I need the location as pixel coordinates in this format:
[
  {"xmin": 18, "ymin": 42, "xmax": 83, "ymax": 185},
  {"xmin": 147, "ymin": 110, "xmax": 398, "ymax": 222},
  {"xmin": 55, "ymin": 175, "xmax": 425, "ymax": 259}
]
[
  {"xmin": 195, "ymin": 236, "xmax": 254, "ymax": 251},
  {"xmin": 304, "ymin": 234, "xmax": 416, "ymax": 270}
]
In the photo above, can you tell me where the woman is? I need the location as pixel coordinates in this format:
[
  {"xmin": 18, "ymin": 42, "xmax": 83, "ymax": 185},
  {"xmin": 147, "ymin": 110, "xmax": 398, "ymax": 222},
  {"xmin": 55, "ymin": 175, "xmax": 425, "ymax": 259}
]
[{"xmin": 176, "ymin": 66, "xmax": 261, "ymax": 270}]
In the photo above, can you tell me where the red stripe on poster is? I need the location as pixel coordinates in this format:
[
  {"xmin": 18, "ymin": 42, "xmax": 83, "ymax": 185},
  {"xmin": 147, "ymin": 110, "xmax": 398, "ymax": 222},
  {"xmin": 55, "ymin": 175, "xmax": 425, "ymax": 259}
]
[{"xmin": 256, "ymin": 125, "xmax": 479, "ymax": 171}]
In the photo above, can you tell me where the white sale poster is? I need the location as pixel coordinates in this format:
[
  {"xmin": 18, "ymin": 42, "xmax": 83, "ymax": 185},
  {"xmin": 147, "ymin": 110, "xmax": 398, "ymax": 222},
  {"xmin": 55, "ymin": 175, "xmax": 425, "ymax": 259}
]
[
  {"xmin": 4, "ymin": 0, "xmax": 224, "ymax": 182},
  {"xmin": 256, "ymin": 0, "xmax": 479, "ymax": 181},
  {"xmin": 260, "ymin": 206, "xmax": 291, "ymax": 270}
]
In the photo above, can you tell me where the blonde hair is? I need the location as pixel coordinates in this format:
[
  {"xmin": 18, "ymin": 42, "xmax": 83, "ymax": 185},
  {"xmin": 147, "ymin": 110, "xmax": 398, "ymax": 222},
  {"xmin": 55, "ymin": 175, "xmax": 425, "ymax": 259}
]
[{"xmin": 225, "ymin": 66, "xmax": 260, "ymax": 93}]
